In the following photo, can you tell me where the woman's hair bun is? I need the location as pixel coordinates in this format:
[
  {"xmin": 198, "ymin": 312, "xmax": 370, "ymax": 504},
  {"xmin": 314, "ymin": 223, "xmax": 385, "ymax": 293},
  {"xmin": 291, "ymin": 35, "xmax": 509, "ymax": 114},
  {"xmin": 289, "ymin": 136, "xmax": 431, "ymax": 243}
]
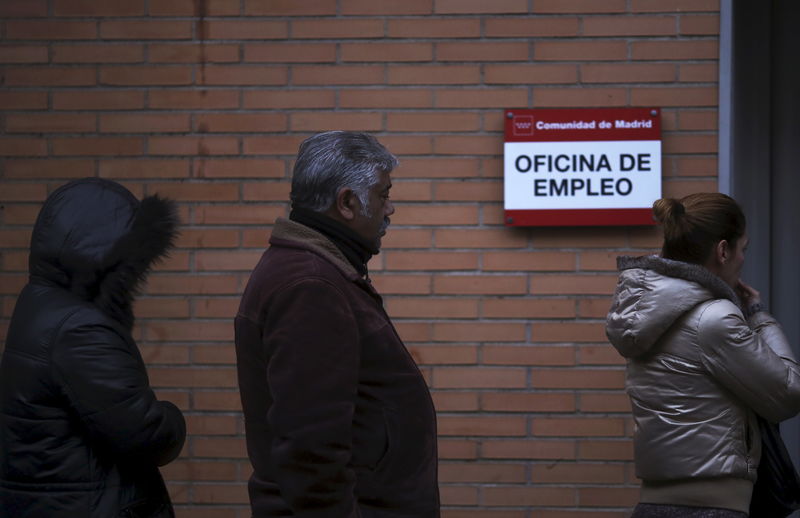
[{"xmin": 652, "ymin": 198, "xmax": 685, "ymax": 225}]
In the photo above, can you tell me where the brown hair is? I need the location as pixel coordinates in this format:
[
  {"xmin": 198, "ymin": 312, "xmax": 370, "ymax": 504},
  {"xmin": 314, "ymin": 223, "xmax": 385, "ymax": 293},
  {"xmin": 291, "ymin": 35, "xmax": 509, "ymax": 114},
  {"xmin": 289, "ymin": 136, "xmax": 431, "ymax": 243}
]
[{"xmin": 652, "ymin": 193, "xmax": 746, "ymax": 264}]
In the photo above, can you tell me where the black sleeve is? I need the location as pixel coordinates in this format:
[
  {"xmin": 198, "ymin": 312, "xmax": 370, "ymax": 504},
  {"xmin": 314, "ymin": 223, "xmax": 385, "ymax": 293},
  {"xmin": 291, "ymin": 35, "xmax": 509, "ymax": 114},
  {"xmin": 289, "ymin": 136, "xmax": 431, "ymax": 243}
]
[{"xmin": 52, "ymin": 313, "xmax": 186, "ymax": 466}]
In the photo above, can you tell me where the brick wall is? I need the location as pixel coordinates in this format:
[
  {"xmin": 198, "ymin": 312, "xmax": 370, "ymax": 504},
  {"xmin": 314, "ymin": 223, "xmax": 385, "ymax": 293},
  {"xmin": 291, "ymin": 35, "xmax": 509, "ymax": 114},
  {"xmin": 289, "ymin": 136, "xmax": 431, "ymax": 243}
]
[{"xmin": 0, "ymin": 0, "xmax": 721, "ymax": 516}]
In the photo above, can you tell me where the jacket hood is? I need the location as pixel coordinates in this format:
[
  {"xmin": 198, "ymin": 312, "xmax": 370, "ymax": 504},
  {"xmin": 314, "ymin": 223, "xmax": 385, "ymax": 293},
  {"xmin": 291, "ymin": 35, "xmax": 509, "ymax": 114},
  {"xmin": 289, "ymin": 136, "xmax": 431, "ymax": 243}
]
[
  {"xmin": 29, "ymin": 177, "xmax": 178, "ymax": 328},
  {"xmin": 606, "ymin": 255, "xmax": 741, "ymax": 358}
]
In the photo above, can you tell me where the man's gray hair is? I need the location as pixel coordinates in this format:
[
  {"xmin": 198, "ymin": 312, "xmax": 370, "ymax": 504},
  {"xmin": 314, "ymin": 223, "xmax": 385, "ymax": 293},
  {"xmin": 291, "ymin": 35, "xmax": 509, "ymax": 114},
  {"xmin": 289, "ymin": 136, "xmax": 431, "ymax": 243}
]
[{"xmin": 290, "ymin": 131, "xmax": 398, "ymax": 215}]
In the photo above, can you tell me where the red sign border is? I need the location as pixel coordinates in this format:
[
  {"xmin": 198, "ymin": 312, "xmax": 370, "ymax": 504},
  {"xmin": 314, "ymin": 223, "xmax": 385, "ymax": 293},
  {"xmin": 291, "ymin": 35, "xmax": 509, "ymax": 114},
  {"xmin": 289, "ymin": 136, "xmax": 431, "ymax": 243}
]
[{"xmin": 504, "ymin": 208, "xmax": 654, "ymax": 227}]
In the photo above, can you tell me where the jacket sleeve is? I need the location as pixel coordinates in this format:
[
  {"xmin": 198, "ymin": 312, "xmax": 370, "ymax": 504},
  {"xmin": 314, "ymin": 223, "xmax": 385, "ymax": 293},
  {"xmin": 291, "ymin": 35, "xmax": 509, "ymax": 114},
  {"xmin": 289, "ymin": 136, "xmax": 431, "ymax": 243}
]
[
  {"xmin": 697, "ymin": 300, "xmax": 800, "ymax": 423},
  {"xmin": 263, "ymin": 277, "xmax": 361, "ymax": 518},
  {"xmin": 51, "ymin": 310, "xmax": 186, "ymax": 466}
]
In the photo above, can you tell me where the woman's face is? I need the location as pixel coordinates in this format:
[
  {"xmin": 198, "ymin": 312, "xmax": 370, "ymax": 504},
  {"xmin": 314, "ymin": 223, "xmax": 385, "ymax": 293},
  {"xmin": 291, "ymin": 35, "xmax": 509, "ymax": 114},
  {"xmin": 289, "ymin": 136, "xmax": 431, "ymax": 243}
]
[{"xmin": 718, "ymin": 233, "xmax": 748, "ymax": 288}]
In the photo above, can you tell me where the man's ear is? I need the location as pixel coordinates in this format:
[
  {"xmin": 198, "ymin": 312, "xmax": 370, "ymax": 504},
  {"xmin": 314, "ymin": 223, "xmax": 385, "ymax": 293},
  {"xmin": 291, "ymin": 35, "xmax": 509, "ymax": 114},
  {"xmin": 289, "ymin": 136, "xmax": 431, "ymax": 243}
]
[{"xmin": 334, "ymin": 187, "xmax": 359, "ymax": 222}]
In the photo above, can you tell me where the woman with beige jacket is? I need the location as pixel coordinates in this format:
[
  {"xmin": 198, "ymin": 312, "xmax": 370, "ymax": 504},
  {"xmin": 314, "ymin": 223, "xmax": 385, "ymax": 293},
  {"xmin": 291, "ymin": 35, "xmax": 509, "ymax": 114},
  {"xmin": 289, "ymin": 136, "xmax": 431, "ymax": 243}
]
[{"xmin": 607, "ymin": 193, "xmax": 800, "ymax": 517}]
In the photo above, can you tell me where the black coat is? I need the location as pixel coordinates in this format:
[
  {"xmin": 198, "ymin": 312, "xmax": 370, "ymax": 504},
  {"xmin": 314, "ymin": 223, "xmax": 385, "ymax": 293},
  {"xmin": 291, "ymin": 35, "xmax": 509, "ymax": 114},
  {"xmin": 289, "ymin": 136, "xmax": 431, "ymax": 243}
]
[
  {"xmin": 235, "ymin": 218, "xmax": 440, "ymax": 517},
  {"xmin": 0, "ymin": 178, "xmax": 186, "ymax": 518}
]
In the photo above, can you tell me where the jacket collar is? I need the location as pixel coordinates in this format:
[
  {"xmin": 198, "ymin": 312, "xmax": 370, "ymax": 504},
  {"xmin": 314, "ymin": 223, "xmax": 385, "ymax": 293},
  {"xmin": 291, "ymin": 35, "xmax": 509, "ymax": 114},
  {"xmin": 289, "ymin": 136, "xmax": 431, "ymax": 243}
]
[
  {"xmin": 617, "ymin": 255, "xmax": 741, "ymax": 309},
  {"xmin": 269, "ymin": 218, "xmax": 361, "ymax": 281}
]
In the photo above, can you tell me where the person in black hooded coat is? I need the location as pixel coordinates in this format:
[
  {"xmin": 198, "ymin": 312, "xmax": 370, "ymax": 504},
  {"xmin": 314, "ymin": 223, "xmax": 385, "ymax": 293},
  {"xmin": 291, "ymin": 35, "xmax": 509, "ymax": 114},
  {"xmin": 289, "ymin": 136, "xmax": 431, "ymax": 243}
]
[{"xmin": 0, "ymin": 178, "xmax": 186, "ymax": 518}]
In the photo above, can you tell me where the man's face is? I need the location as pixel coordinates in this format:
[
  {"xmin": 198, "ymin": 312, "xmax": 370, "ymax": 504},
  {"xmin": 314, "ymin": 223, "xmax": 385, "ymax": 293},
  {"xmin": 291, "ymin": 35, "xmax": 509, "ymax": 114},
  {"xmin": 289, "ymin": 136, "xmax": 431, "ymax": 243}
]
[{"xmin": 352, "ymin": 170, "xmax": 394, "ymax": 251}]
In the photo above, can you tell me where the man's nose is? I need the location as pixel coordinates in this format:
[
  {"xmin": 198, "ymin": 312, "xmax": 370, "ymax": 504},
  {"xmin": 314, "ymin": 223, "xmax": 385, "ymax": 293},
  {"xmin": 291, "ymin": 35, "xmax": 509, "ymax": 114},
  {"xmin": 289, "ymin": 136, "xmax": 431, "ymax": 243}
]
[{"xmin": 385, "ymin": 199, "xmax": 395, "ymax": 216}]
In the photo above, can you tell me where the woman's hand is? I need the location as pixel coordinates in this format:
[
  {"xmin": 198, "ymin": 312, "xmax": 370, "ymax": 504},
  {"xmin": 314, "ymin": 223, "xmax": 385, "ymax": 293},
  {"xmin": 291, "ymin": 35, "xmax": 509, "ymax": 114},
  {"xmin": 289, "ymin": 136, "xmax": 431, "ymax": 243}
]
[{"xmin": 736, "ymin": 279, "xmax": 761, "ymax": 308}]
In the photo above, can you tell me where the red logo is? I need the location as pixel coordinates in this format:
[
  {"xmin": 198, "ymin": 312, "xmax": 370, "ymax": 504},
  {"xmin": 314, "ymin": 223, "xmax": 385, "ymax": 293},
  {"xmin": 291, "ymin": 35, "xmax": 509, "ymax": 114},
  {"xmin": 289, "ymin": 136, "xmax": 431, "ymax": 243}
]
[{"xmin": 513, "ymin": 116, "xmax": 534, "ymax": 136}]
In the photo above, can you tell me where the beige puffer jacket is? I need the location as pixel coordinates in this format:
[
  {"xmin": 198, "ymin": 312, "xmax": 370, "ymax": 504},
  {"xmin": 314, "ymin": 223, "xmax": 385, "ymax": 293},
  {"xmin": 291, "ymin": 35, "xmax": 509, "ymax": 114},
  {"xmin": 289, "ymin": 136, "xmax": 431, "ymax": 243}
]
[{"xmin": 606, "ymin": 255, "xmax": 800, "ymax": 512}]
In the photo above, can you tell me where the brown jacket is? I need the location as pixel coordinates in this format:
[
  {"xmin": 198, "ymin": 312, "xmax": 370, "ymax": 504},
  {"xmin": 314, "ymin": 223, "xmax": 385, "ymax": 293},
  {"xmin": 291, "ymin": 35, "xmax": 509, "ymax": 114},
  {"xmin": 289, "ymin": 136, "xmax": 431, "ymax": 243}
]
[{"xmin": 235, "ymin": 218, "xmax": 439, "ymax": 518}]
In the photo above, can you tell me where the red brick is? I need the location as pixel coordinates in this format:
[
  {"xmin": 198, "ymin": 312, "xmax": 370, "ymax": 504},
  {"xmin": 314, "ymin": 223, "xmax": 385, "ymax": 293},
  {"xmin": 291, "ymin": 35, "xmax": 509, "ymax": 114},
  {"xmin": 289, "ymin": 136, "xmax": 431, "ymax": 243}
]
[
  {"xmin": 432, "ymin": 322, "xmax": 526, "ymax": 342},
  {"xmin": 434, "ymin": 275, "xmax": 526, "ymax": 295},
  {"xmin": 439, "ymin": 439, "xmax": 479, "ymax": 460},
  {"xmin": 680, "ymin": 14, "xmax": 720, "ymax": 35},
  {"xmin": 243, "ymin": 136, "xmax": 305, "ymax": 155},
  {"xmin": 193, "ymin": 391, "xmax": 242, "ymax": 411},
  {"xmin": 485, "ymin": 17, "xmax": 579, "ymax": 37},
  {"xmin": 202, "ymin": 20, "xmax": 288, "ymax": 40},
  {"xmin": 146, "ymin": 182, "xmax": 239, "ymax": 202},
  {"xmin": 149, "ymin": 44, "xmax": 239, "ymax": 64},
  {"xmin": 51, "ymin": 137, "xmax": 143, "ymax": 157},
  {"xmin": 578, "ymin": 440, "xmax": 634, "ymax": 461},
  {"xmin": 392, "ymin": 205, "xmax": 479, "ymax": 225},
  {"xmin": 135, "ymin": 298, "xmax": 191, "ymax": 319},
  {"xmin": 192, "ymin": 438, "xmax": 248, "ymax": 458},
  {"xmin": 531, "ymin": 228, "xmax": 629, "ymax": 248},
  {"xmin": 162, "ymin": 460, "xmax": 238, "ymax": 481},
  {"xmin": 0, "ymin": 205, "xmax": 41, "ymax": 225},
  {"xmin": 100, "ymin": 114, "xmax": 189, "ymax": 134},
  {"xmin": 534, "ymin": 0, "xmax": 627, "ymax": 13},
  {"xmin": 144, "ymin": 274, "xmax": 239, "ymax": 295},
  {"xmin": 579, "ymin": 487, "xmax": 639, "ymax": 506},
  {"xmin": 662, "ymin": 134, "xmax": 717, "ymax": 154},
  {"xmin": 533, "ymin": 462, "xmax": 625, "ymax": 483},
  {"xmin": 340, "ymin": 89, "xmax": 433, "ymax": 109},
  {"xmin": 193, "ymin": 298, "xmax": 240, "ymax": 319},
  {"xmin": 387, "ymin": 112, "xmax": 480, "ymax": 133},
  {"xmin": 291, "ymin": 112, "xmax": 383, "ymax": 132},
  {"xmin": 147, "ymin": 321, "xmax": 234, "ymax": 342},
  {"xmin": 536, "ymin": 87, "xmax": 628, "ymax": 107},
  {"xmin": 195, "ymin": 251, "xmax": 261, "ymax": 271},
  {"xmin": 437, "ymin": 42, "xmax": 529, "ymax": 62},
  {"xmin": 342, "ymin": 42, "xmax": 433, "ymax": 63},
  {"xmin": 244, "ymin": 43, "xmax": 335, "ymax": 63},
  {"xmin": 293, "ymin": 65, "xmax": 384, "ymax": 86},
  {"xmin": 482, "ymin": 392, "xmax": 576, "ymax": 412},
  {"xmin": 482, "ymin": 251, "xmax": 576, "ymax": 271},
  {"xmin": 244, "ymin": 90, "xmax": 336, "ymax": 109},
  {"xmin": 292, "ymin": 19, "xmax": 384, "ymax": 39},
  {"xmin": 138, "ymin": 344, "xmax": 189, "ymax": 364},
  {"xmin": 679, "ymin": 63, "xmax": 718, "ymax": 82},
  {"xmin": 195, "ymin": 114, "xmax": 287, "ymax": 134},
  {"xmin": 149, "ymin": 136, "xmax": 239, "ymax": 156},
  {"xmin": 433, "ymin": 367, "xmax": 527, "ymax": 389},
  {"xmin": 148, "ymin": 0, "xmax": 241, "ymax": 16},
  {"xmin": 175, "ymin": 229, "xmax": 238, "ymax": 249},
  {"xmin": 245, "ymin": 0, "xmax": 336, "ymax": 15},
  {"xmin": 408, "ymin": 344, "xmax": 478, "ymax": 364},
  {"xmin": 194, "ymin": 205, "xmax": 286, "ymax": 225},
  {"xmin": 6, "ymin": 21, "xmax": 96, "ymax": 40},
  {"xmin": 54, "ymin": 0, "xmax": 144, "ymax": 16},
  {"xmin": 435, "ymin": 0, "xmax": 527, "ymax": 14},
  {"xmin": 148, "ymin": 90, "xmax": 240, "ymax": 110},
  {"xmin": 531, "ymin": 274, "xmax": 617, "ymax": 295},
  {"xmin": 381, "ymin": 229, "xmax": 433, "ymax": 249},
  {"xmin": 675, "ymin": 156, "xmax": 717, "ymax": 177},
  {"xmin": 483, "ymin": 345, "xmax": 575, "ymax": 366},
  {"xmin": 2, "ymin": 251, "xmax": 29, "ymax": 271},
  {"xmin": 385, "ymin": 252, "xmax": 478, "ymax": 271},
  {"xmin": 342, "ymin": 0, "xmax": 433, "ymax": 14},
  {"xmin": 483, "ymin": 487, "xmax": 576, "ymax": 506},
  {"xmin": 577, "ymin": 298, "xmax": 617, "ymax": 319},
  {"xmin": 582, "ymin": 63, "xmax": 676, "ymax": 83},
  {"xmin": 437, "ymin": 88, "xmax": 528, "ymax": 108},
  {"xmin": 241, "ymin": 182, "xmax": 292, "ymax": 201},
  {"xmin": 0, "ymin": 137, "xmax": 47, "ymax": 156},
  {"xmin": 149, "ymin": 367, "xmax": 237, "ymax": 388},
  {"xmin": 0, "ymin": 275, "xmax": 27, "ymax": 295},
  {"xmin": 54, "ymin": 91, "xmax": 146, "ymax": 110},
  {"xmin": 485, "ymin": 64, "xmax": 578, "ymax": 85},
  {"xmin": 388, "ymin": 65, "xmax": 481, "ymax": 85},
  {"xmin": 481, "ymin": 439, "xmax": 576, "ymax": 459},
  {"xmin": 583, "ymin": 16, "xmax": 677, "ymax": 36},
  {"xmin": 52, "ymin": 44, "xmax": 144, "ymax": 63},
  {"xmin": 532, "ymin": 369, "xmax": 624, "ymax": 389},
  {"xmin": 4, "ymin": 67, "xmax": 95, "ymax": 87},
  {"xmin": 439, "ymin": 486, "xmax": 478, "ymax": 506},
  {"xmin": 100, "ymin": 66, "xmax": 192, "ymax": 86},
  {"xmin": 0, "ymin": 0, "xmax": 47, "ymax": 16},
  {"xmin": 439, "ymin": 463, "xmax": 526, "ymax": 483},
  {"xmin": 434, "ymin": 136, "xmax": 501, "ymax": 155},
  {"xmin": 632, "ymin": 40, "xmax": 718, "ymax": 60},
  {"xmin": 438, "ymin": 416, "xmax": 526, "ymax": 436},
  {"xmin": 0, "ymin": 46, "xmax": 48, "ymax": 63},
  {"xmin": 632, "ymin": 0, "xmax": 720, "ymax": 13},
  {"xmin": 533, "ymin": 323, "xmax": 607, "ymax": 343},
  {"xmin": 99, "ymin": 160, "xmax": 190, "ymax": 179},
  {"xmin": 370, "ymin": 274, "xmax": 431, "ymax": 295},
  {"xmin": 580, "ymin": 393, "xmax": 631, "ymax": 412},
  {"xmin": 100, "ymin": 21, "xmax": 192, "ymax": 40},
  {"xmin": 192, "ymin": 345, "xmax": 236, "ymax": 365},
  {"xmin": 394, "ymin": 158, "xmax": 479, "ymax": 179},
  {"xmin": 388, "ymin": 19, "xmax": 480, "ymax": 38},
  {"xmin": 0, "ymin": 92, "xmax": 48, "ymax": 110},
  {"xmin": 192, "ymin": 483, "xmax": 248, "ymax": 504},
  {"xmin": 535, "ymin": 41, "xmax": 627, "ymax": 61},
  {"xmin": 579, "ymin": 251, "xmax": 619, "ymax": 271},
  {"xmin": 6, "ymin": 114, "xmax": 96, "ymax": 133},
  {"xmin": 378, "ymin": 136, "xmax": 435, "ymax": 155},
  {"xmin": 533, "ymin": 417, "xmax": 626, "ymax": 437}
]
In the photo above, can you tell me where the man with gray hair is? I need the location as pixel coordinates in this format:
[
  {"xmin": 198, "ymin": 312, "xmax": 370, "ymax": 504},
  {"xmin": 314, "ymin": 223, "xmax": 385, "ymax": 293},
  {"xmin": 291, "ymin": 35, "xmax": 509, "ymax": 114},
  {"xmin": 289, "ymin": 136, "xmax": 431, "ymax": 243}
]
[{"xmin": 235, "ymin": 132, "xmax": 440, "ymax": 517}]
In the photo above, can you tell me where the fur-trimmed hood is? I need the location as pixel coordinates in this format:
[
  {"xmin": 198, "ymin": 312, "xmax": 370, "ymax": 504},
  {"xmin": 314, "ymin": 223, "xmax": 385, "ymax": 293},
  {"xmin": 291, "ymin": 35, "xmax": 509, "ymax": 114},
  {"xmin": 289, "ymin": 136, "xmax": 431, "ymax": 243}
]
[
  {"xmin": 28, "ymin": 178, "xmax": 178, "ymax": 329},
  {"xmin": 606, "ymin": 254, "xmax": 742, "ymax": 358}
]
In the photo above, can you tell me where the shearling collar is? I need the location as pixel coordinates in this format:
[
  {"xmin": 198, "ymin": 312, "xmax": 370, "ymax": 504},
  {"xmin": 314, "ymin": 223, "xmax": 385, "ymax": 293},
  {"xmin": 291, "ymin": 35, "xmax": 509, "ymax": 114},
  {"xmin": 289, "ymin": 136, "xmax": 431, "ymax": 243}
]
[{"xmin": 269, "ymin": 218, "xmax": 360, "ymax": 280}]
